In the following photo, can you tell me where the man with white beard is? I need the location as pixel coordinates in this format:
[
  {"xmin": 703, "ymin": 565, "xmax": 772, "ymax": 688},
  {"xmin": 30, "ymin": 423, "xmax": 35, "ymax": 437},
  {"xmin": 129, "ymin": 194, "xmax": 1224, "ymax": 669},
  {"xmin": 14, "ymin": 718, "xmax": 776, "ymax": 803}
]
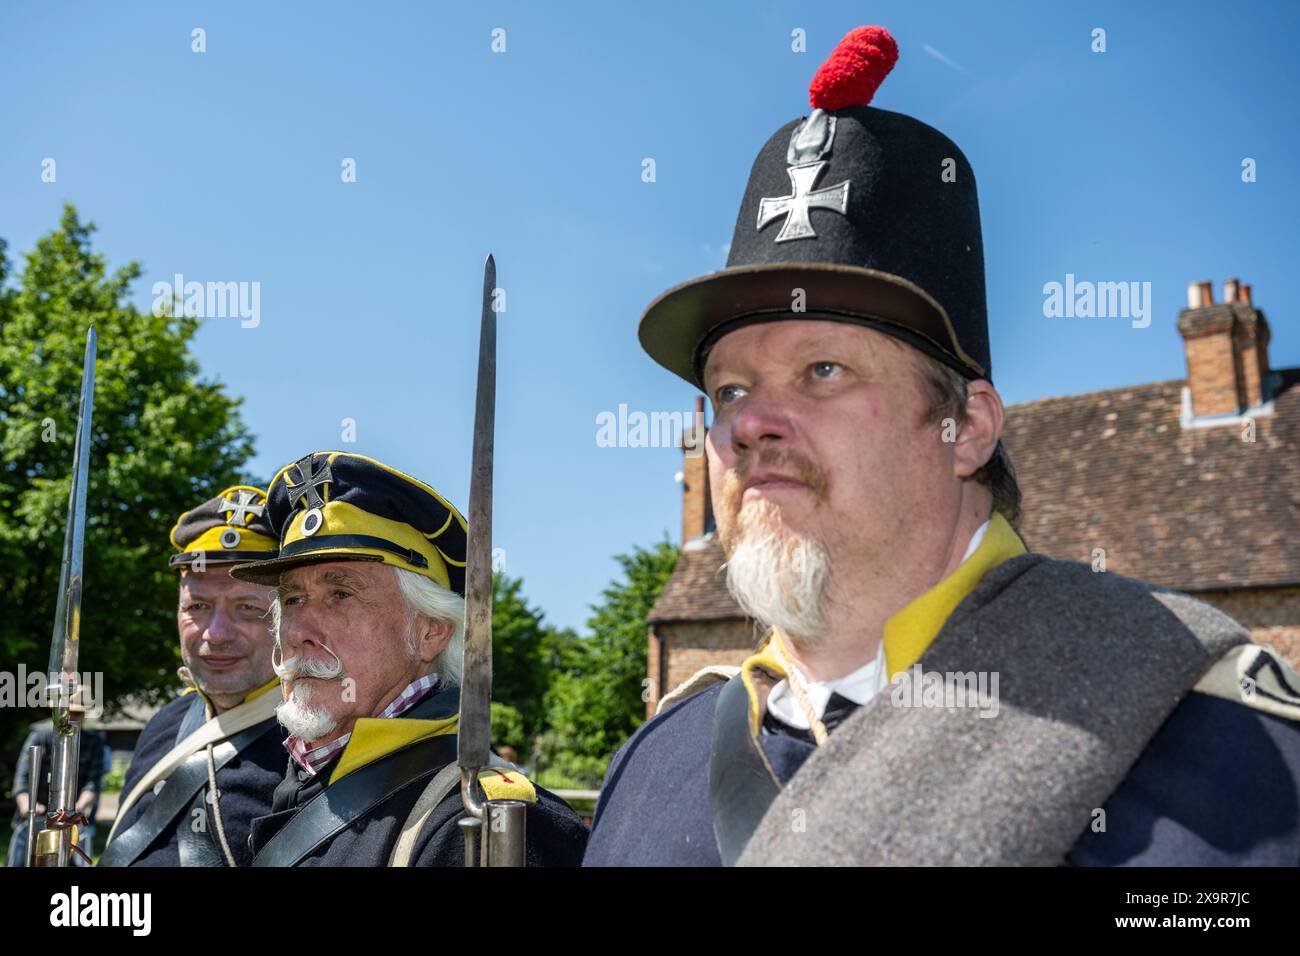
[
  {"xmin": 583, "ymin": 26, "xmax": 1300, "ymax": 866},
  {"xmin": 233, "ymin": 451, "xmax": 587, "ymax": 866}
]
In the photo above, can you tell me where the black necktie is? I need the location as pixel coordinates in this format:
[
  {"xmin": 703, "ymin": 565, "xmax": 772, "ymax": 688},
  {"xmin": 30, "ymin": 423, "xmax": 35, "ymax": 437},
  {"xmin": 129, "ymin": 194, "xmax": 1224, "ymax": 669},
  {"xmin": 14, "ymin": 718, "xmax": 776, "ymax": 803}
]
[{"xmin": 762, "ymin": 690, "xmax": 862, "ymax": 744}]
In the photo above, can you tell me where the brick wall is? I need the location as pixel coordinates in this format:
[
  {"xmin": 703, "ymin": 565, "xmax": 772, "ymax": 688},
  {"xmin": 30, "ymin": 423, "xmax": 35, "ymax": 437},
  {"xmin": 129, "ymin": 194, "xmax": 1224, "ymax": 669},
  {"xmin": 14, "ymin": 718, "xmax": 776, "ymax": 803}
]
[
  {"xmin": 645, "ymin": 619, "xmax": 756, "ymax": 716},
  {"xmin": 681, "ymin": 396, "xmax": 712, "ymax": 543},
  {"xmin": 1183, "ymin": 328, "xmax": 1241, "ymax": 416},
  {"xmin": 1194, "ymin": 585, "xmax": 1300, "ymax": 670},
  {"xmin": 1177, "ymin": 279, "xmax": 1272, "ymax": 417}
]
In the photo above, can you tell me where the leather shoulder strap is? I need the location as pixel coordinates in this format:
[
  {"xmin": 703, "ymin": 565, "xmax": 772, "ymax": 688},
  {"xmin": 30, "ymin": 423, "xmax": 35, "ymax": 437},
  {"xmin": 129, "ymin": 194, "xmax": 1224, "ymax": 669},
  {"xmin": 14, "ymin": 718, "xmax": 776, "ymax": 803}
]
[
  {"xmin": 109, "ymin": 690, "xmax": 282, "ymax": 842},
  {"xmin": 99, "ymin": 719, "xmax": 272, "ymax": 867},
  {"xmin": 709, "ymin": 674, "xmax": 781, "ymax": 866},
  {"xmin": 177, "ymin": 785, "xmax": 227, "ymax": 868},
  {"xmin": 174, "ymin": 694, "xmax": 207, "ymax": 745},
  {"xmin": 252, "ymin": 733, "xmax": 458, "ymax": 867}
]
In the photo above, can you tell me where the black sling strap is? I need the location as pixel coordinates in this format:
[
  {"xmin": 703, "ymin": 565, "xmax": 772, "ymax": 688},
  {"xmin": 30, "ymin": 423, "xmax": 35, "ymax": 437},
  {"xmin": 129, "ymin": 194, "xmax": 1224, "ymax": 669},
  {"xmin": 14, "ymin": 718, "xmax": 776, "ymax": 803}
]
[
  {"xmin": 174, "ymin": 694, "xmax": 207, "ymax": 745},
  {"xmin": 251, "ymin": 733, "xmax": 459, "ymax": 867},
  {"xmin": 709, "ymin": 675, "xmax": 783, "ymax": 866},
  {"xmin": 98, "ymin": 719, "xmax": 275, "ymax": 867},
  {"xmin": 177, "ymin": 787, "xmax": 227, "ymax": 868}
]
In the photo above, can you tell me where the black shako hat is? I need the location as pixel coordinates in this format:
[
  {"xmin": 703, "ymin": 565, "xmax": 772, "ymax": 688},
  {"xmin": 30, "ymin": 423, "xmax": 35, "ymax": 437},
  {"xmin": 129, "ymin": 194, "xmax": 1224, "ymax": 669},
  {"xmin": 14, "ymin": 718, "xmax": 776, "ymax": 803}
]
[
  {"xmin": 168, "ymin": 485, "xmax": 278, "ymax": 569},
  {"xmin": 229, "ymin": 451, "xmax": 468, "ymax": 595},
  {"xmin": 639, "ymin": 26, "xmax": 991, "ymax": 389}
]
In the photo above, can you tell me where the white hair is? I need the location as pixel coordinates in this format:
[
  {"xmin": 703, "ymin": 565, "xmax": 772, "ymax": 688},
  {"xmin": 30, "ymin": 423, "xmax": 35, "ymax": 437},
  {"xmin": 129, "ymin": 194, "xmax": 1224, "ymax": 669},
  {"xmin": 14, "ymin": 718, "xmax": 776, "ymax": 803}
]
[
  {"xmin": 392, "ymin": 566, "xmax": 465, "ymax": 687},
  {"xmin": 724, "ymin": 499, "xmax": 832, "ymax": 647},
  {"xmin": 266, "ymin": 565, "xmax": 465, "ymax": 687}
]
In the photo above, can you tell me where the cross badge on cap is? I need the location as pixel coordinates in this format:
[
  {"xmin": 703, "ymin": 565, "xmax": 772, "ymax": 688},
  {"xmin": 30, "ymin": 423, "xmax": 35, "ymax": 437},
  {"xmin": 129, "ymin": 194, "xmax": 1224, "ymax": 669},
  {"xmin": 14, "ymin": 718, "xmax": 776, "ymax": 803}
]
[
  {"xmin": 757, "ymin": 108, "xmax": 850, "ymax": 243},
  {"xmin": 218, "ymin": 489, "xmax": 265, "ymax": 548},
  {"xmin": 287, "ymin": 456, "xmax": 332, "ymax": 537},
  {"xmin": 220, "ymin": 489, "xmax": 265, "ymax": 525},
  {"xmin": 757, "ymin": 161, "xmax": 850, "ymax": 242}
]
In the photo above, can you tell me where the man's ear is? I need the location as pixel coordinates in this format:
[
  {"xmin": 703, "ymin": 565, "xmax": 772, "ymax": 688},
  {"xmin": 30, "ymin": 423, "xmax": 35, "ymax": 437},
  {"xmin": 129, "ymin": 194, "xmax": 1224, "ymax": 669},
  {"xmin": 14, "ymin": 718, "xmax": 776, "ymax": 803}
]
[
  {"xmin": 416, "ymin": 616, "xmax": 455, "ymax": 664},
  {"xmin": 953, "ymin": 380, "xmax": 1004, "ymax": 479}
]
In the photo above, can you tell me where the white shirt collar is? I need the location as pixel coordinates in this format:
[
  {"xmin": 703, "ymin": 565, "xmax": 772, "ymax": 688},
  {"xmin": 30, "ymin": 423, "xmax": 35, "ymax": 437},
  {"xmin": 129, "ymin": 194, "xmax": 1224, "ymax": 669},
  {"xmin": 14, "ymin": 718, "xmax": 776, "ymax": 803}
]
[{"xmin": 765, "ymin": 518, "xmax": 991, "ymax": 730}]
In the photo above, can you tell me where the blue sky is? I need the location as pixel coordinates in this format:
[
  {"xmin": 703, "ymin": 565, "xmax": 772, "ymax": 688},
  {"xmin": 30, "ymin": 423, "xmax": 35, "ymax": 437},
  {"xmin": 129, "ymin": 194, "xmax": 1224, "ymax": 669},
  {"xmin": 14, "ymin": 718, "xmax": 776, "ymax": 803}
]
[{"xmin": 3, "ymin": 1, "xmax": 1297, "ymax": 633}]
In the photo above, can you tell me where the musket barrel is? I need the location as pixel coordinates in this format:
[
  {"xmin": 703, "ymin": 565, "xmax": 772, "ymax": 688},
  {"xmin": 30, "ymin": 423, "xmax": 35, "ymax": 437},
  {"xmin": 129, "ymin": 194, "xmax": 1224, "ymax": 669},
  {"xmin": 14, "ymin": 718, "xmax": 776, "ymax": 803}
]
[
  {"xmin": 24, "ymin": 745, "xmax": 44, "ymax": 867},
  {"xmin": 481, "ymin": 800, "xmax": 527, "ymax": 867}
]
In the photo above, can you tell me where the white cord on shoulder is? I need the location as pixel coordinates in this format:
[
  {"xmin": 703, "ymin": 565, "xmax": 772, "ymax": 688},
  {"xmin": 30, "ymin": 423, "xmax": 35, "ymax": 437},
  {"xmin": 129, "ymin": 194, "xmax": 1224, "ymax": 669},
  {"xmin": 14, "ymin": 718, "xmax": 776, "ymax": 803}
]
[
  {"xmin": 770, "ymin": 630, "xmax": 829, "ymax": 747},
  {"xmin": 200, "ymin": 697, "xmax": 238, "ymax": 867}
]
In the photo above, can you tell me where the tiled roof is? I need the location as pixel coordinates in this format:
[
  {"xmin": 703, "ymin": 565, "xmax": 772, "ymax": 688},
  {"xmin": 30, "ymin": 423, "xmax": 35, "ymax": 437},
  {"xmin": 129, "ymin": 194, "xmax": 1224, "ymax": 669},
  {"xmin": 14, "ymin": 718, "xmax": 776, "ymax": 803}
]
[
  {"xmin": 649, "ymin": 371, "xmax": 1300, "ymax": 622},
  {"xmin": 647, "ymin": 534, "xmax": 744, "ymax": 623},
  {"xmin": 1002, "ymin": 370, "xmax": 1300, "ymax": 591}
]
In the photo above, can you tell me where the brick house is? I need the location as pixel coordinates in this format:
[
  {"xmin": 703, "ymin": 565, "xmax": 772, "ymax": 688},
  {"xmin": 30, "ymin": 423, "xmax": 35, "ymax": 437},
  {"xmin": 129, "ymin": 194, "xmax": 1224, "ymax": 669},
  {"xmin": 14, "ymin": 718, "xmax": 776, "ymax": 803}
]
[{"xmin": 644, "ymin": 278, "xmax": 1299, "ymax": 716}]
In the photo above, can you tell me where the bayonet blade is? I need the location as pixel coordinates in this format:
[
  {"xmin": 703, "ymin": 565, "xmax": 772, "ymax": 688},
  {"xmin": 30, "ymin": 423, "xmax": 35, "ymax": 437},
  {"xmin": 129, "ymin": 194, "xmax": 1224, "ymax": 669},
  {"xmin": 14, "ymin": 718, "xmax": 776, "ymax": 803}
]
[
  {"xmin": 459, "ymin": 256, "xmax": 496, "ymax": 778},
  {"xmin": 47, "ymin": 326, "xmax": 96, "ymax": 697}
]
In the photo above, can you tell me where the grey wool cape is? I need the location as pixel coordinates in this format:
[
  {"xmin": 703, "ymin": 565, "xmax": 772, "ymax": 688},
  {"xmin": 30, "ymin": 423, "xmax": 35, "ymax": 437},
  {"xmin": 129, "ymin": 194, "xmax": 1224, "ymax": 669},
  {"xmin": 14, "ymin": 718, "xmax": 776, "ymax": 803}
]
[{"xmin": 737, "ymin": 552, "xmax": 1300, "ymax": 866}]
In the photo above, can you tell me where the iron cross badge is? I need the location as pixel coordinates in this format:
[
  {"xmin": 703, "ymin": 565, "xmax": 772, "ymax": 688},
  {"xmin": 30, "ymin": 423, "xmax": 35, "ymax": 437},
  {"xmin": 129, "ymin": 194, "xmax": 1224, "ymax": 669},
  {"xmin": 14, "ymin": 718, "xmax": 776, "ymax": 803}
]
[{"xmin": 287, "ymin": 456, "xmax": 332, "ymax": 537}]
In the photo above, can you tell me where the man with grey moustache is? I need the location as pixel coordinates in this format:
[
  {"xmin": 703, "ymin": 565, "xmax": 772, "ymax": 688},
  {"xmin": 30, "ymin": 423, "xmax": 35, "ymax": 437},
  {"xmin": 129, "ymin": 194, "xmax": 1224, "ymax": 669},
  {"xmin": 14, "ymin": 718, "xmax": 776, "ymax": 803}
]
[
  {"xmin": 236, "ymin": 452, "xmax": 588, "ymax": 866},
  {"xmin": 583, "ymin": 25, "xmax": 1300, "ymax": 867}
]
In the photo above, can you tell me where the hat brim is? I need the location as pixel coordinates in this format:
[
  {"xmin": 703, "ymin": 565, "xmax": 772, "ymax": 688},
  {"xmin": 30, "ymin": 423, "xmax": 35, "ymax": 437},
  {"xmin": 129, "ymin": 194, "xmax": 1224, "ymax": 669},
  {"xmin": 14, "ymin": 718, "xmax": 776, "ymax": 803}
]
[
  {"xmin": 637, "ymin": 262, "xmax": 986, "ymax": 389},
  {"xmin": 169, "ymin": 551, "xmax": 279, "ymax": 570},
  {"xmin": 228, "ymin": 551, "xmax": 385, "ymax": 587}
]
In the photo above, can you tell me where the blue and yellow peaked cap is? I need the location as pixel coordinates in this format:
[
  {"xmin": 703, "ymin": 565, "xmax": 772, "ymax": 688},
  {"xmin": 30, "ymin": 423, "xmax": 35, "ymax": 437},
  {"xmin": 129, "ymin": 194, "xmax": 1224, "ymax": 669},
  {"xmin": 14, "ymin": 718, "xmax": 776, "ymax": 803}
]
[
  {"xmin": 228, "ymin": 452, "xmax": 468, "ymax": 594},
  {"xmin": 168, "ymin": 484, "xmax": 278, "ymax": 569}
]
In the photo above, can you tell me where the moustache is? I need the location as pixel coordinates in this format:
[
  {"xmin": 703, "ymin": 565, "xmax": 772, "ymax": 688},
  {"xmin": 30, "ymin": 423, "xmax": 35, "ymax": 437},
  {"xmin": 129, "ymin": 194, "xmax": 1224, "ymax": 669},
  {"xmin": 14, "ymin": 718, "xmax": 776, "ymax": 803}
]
[
  {"xmin": 272, "ymin": 639, "xmax": 345, "ymax": 682},
  {"xmin": 724, "ymin": 447, "xmax": 830, "ymax": 511}
]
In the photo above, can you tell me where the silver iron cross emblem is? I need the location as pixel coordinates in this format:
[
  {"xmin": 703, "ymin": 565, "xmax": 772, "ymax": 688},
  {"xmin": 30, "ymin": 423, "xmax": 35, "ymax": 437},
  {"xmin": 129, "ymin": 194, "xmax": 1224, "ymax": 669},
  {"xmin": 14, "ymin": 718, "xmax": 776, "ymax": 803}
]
[
  {"xmin": 287, "ymin": 458, "xmax": 333, "ymax": 510},
  {"xmin": 757, "ymin": 161, "xmax": 850, "ymax": 242},
  {"xmin": 220, "ymin": 490, "xmax": 265, "ymax": 526}
]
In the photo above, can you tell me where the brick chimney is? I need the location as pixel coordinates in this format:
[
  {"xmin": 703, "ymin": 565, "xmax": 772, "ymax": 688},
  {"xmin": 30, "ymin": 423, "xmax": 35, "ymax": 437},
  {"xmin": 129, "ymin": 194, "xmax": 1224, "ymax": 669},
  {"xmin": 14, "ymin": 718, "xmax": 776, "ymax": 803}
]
[
  {"xmin": 1176, "ymin": 277, "xmax": 1273, "ymax": 418},
  {"xmin": 680, "ymin": 396, "xmax": 712, "ymax": 542}
]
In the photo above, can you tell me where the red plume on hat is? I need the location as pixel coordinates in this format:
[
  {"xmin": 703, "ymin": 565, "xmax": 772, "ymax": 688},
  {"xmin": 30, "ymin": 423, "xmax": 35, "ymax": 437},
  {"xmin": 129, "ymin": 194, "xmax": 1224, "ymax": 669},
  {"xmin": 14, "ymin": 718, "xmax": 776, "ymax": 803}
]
[{"xmin": 809, "ymin": 26, "xmax": 899, "ymax": 111}]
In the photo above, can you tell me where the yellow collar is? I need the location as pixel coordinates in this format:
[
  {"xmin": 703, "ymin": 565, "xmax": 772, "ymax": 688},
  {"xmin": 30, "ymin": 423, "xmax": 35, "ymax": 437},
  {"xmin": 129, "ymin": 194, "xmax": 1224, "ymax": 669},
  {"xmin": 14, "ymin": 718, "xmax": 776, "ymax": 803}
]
[
  {"xmin": 739, "ymin": 512, "xmax": 1027, "ymax": 735},
  {"xmin": 243, "ymin": 677, "xmax": 281, "ymax": 703},
  {"xmin": 328, "ymin": 714, "xmax": 458, "ymax": 785},
  {"xmin": 881, "ymin": 512, "xmax": 1027, "ymax": 678}
]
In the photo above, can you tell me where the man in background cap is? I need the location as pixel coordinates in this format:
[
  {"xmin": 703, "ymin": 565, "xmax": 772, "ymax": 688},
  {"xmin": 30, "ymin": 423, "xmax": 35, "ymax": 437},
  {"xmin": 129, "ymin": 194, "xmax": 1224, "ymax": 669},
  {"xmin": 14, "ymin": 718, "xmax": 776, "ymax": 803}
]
[
  {"xmin": 237, "ymin": 451, "xmax": 587, "ymax": 866},
  {"xmin": 585, "ymin": 26, "xmax": 1300, "ymax": 867},
  {"xmin": 100, "ymin": 485, "xmax": 287, "ymax": 867}
]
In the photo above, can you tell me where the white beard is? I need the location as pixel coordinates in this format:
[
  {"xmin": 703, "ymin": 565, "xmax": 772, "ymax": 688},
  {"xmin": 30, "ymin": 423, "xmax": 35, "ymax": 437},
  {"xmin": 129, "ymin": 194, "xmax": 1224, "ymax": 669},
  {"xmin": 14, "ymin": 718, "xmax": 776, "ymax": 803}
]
[
  {"xmin": 276, "ymin": 681, "xmax": 339, "ymax": 743},
  {"xmin": 724, "ymin": 499, "xmax": 832, "ymax": 646}
]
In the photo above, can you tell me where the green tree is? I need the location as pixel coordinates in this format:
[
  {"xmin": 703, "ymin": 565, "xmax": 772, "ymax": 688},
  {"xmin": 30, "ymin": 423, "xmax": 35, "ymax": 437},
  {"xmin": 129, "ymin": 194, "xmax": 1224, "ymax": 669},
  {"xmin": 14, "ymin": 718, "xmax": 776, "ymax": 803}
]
[
  {"xmin": 489, "ymin": 702, "xmax": 527, "ymax": 757},
  {"xmin": 537, "ymin": 538, "xmax": 679, "ymax": 788},
  {"xmin": 0, "ymin": 205, "xmax": 256, "ymax": 787},
  {"xmin": 490, "ymin": 572, "xmax": 565, "ymax": 743}
]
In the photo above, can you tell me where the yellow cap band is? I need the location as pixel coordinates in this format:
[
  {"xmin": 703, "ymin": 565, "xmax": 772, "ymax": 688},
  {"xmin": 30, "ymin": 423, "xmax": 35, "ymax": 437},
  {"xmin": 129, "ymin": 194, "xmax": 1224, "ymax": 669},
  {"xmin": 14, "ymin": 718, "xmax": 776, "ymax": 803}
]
[{"xmin": 281, "ymin": 499, "xmax": 460, "ymax": 589}]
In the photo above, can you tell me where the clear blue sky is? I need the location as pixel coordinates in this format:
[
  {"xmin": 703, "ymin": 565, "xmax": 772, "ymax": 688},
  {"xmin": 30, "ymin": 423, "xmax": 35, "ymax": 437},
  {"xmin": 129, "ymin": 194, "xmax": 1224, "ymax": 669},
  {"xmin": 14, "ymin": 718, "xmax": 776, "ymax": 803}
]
[{"xmin": 3, "ymin": 1, "xmax": 1297, "ymax": 633}]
